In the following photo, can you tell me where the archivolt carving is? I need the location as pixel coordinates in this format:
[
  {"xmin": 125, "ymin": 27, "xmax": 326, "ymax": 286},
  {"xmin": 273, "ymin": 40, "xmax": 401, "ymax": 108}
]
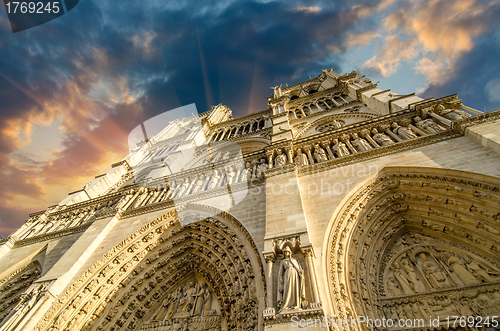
[
  {"xmin": 0, "ymin": 261, "xmax": 42, "ymax": 325},
  {"xmin": 325, "ymin": 167, "xmax": 500, "ymax": 329},
  {"xmin": 34, "ymin": 204, "xmax": 265, "ymax": 331}
]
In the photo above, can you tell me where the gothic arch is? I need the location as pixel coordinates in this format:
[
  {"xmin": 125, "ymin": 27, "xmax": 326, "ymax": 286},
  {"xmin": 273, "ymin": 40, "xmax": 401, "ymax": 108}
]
[
  {"xmin": 324, "ymin": 167, "xmax": 500, "ymax": 329},
  {"xmin": 34, "ymin": 204, "xmax": 266, "ymax": 331},
  {"xmin": 0, "ymin": 261, "xmax": 42, "ymax": 325}
]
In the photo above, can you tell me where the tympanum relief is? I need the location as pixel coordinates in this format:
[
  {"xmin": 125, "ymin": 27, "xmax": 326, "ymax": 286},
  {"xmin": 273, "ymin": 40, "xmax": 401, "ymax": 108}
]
[
  {"xmin": 379, "ymin": 232, "xmax": 500, "ymax": 328},
  {"xmin": 144, "ymin": 276, "xmax": 221, "ymax": 331}
]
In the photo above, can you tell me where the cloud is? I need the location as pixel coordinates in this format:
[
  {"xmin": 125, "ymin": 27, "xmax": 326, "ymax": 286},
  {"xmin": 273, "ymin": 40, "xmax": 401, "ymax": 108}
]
[
  {"xmin": 363, "ymin": 0, "xmax": 500, "ymax": 84},
  {"xmin": 485, "ymin": 78, "xmax": 500, "ymax": 103}
]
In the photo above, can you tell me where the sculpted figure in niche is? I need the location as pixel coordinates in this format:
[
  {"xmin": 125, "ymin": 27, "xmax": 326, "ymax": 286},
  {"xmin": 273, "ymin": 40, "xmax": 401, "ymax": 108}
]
[
  {"xmin": 419, "ymin": 253, "xmax": 449, "ymax": 288},
  {"xmin": 386, "ymin": 276, "xmax": 400, "ymax": 297},
  {"xmin": 225, "ymin": 166, "xmax": 238, "ymax": 185},
  {"xmin": 351, "ymin": 132, "xmax": 372, "ymax": 152},
  {"xmin": 332, "ymin": 119, "xmax": 342, "ymax": 129},
  {"xmin": 295, "ymin": 148, "xmax": 309, "ymax": 167},
  {"xmin": 243, "ymin": 162, "xmax": 253, "ymax": 182},
  {"xmin": 191, "ymin": 283, "xmax": 205, "ymax": 317},
  {"xmin": 392, "ymin": 261, "xmax": 414, "ymax": 295},
  {"xmin": 178, "ymin": 281, "xmax": 197, "ymax": 314},
  {"xmin": 207, "ymin": 170, "xmax": 222, "ymax": 190},
  {"xmin": 445, "ymin": 253, "xmax": 479, "ymax": 285},
  {"xmin": 274, "ymin": 149, "xmax": 287, "ymax": 167},
  {"xmin": 435, "ymin": 104, "xmax": 470, "ymax": 121},
  {"xmin": 464, "ymin": 256, "xmax": 499, "ymax": 283},
  {"xmin": 401, "ymin": 259, "xmax": 426, "ymax": 292},
  {"xmin": 277, "ymin": 246, "xmax": 305, "ymax": 312},
  {"xmin": 413, "ymin": 116, "xmax": 442, "ymax": 133},
  {"xmin": 332, "ymin": 138, "xmax": 350, "ymax": 157},
  {"xmin": 313, "ymin": 143, "xmax": 328, "ymax": 162},
  {"xmin": 190, "ymin": 174, "xmax": 206, "ymax": 194},
  {"xmin": 256, "ymin": 158, "xmax": 269, "ymax": 177},
  {"xmin": 391, "ymin": 122, "xmax": 417, "ymax": 140}
]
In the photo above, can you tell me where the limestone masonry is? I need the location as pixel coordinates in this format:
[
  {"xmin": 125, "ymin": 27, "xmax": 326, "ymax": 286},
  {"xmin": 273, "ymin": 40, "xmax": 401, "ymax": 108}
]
[{"xmin": 1, "ymin": 69, "xmax": 500, "ymax": 330}]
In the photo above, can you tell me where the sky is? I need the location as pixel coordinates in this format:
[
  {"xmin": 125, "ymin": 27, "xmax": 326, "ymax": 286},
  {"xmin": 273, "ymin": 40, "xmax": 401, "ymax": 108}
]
[{"xmin": 0, "ymin": 0, "xmax": 499, "ymax": 236}]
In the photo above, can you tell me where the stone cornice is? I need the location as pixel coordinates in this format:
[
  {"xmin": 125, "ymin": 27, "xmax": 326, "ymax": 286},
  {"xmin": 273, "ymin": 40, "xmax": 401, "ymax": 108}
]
[
  {"xmin": 11, "ymin": 223, "xmax": 94, "ymax": 248},
  {"xmin": 452, "ymin": 109, "xmax": 500, "ymax": 134}
]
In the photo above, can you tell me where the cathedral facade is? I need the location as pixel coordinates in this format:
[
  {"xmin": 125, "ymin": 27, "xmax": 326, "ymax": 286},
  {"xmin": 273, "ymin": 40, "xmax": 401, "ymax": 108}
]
[{"xmin": 1, "ymin": 69, "xmax": 500, "ymax": 330}]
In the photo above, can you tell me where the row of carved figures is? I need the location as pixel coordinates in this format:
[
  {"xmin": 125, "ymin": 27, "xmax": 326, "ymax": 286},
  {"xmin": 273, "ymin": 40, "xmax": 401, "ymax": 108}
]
[
  {"xmin": 270, "ymin": 116, "xmax": 447, "ymax": 168},
  {"xmin": 386, "ymin": 251, "xmax": 499, "ymax": 297}
]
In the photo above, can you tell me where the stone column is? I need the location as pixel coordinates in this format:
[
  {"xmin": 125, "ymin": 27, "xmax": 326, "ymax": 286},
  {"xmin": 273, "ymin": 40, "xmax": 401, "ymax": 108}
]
[
  {"xmin": 304, "ymin": 147, "xmax": 314, "ymax": 165},
  {"xmin": 266, "ymin": 151, "xmax": 274, "ymax": 169},
  {"xmin": 321, "ymin": 141, "xmax": 335, "ymax": 159},
  {"xmin": 360, "ymin": 129, "xmax": 379, "ymax": 148},
  {"xmin": 286, "ymin": 148, "xmax": 294, "ymax": 164},
  {"xmin": 340, "ymin": 134, "xmax": 357, "ymax": 154},
  {"xmin": 264, "ymin": 253, "xmax": 275, "ymax": 308},
  {"xmin": 303, "ymin": 247, "xmax": 321, "ymax": 307}
]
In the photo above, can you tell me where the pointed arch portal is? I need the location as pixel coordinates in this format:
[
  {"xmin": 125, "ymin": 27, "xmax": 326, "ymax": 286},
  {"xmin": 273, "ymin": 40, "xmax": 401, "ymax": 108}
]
[
  {"xmin": 34, "ymin": 204, "xmax": 265, "ymax": 331},
  {"xmin": 325, "ymin": 167, "xmax": 500, "ymax": 330}
]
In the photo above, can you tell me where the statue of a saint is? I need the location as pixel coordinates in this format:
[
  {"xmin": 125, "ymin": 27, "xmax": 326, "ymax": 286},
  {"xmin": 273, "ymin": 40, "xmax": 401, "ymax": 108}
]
[
  {"xmin": 391, "ymin": 122, "xmax": 417, "ymax": 140},
  {"xmin": 371, "ymin": 128, "xmax": 394, "ymax": 146},
  {"xmin": 277, "ymin": 246, "xmax": 305, "ymax": 311},
  {"xmin": 351, "ymin": 133, "xmax": 372, "ymax": 152},
  {"xmin": 413, "ymin": 116, "xmax": 442, "ymax": 133},
  {"xmin": 226, "ymin": 166, "xmax": 238, "ymax": 185},
  {"xmin": 446, "ymin": 253, "xmax": 479, "ymax": 285},
  {"xmin": 294, "ymin": 149, "xmax": 309, "ymax": 167},
  {"xmin": 332, "ymin": 119, "xmax": 342, "ymax": 129},
  {"xmin": 207, "ymin": 170, "xmax": 222, "ymax": 190},
  {"xmin": 313, "ymin": 144, "xmax": 328, "ymax": 163},
  {"xmin": 435, "ymin": 104, "xmax": 470, "ymax": 121},
  {"xmin": 274, "ymin": 149, "xmax": 287, "ymax": 167},
  {"xmin": 256, "ymin": 159, "xmax": 269, "ymax": 178},
  {"xmin": 332, "ymin": 138, "xmax": 350, "ymax": 157},
  {"xmin": 190, "ymin": 175, "xmax": 206, "ymax": 194}
]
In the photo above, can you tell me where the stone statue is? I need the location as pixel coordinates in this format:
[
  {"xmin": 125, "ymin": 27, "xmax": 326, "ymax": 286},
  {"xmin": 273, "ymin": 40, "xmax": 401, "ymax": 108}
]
[
  {"xmin": 386, "ymin": 276, "xmax": 400, "ymax": 296},
  {"xmin": 243, "ymin": 162, "xmax": 253, "ymax": 182},
  {"xmin": 332, "ymin": 119, "xmax": 342, "ymax": 129},
  {"xmin": 190, "ymin": 175, "xmax": 206, "ymax": 194},
  {"xmin": 435, "ymin": 104, "xmax": 470, "ymax": 121},
  {"xmin": 277, "ymin": 246, "xmax": 305, "ymax": 311},
  {"xmin": 203, "ymin": 283, "xmax": 215, "ymax": 315},
  {"xmin": 178, "ymin": 281, "xmax": 197, "ymax": 314},
  {"xmin": 392, "ymin": 261, "xmax": 414, "ymax": 295},
  {"xmin": 391, "ymin": 122, "xmax": 417, "ymax": 140},
  {"xmin": 351, "ymin": 132, "xmax": 372, "ymax": 152},
  {"xmin": 226, "ymin": 166, "xmax": 238, "ymax": 185},
  {"xmin": 191, "ymin": 283, "xmax": 205, "ymax": 317},
  {"xmin": 464, "ymin": 256, "xmax": 498, "ymax": 283},
  {"xmin": 401, "ymin": 259, "xmax": 425, "ymax": 292},
  {"xmin": 295, "ymin": 149, "xmax": 309, "ymax": 167},
  {"xmin": 419, "ymin": 253, "xmax": 449, "ymax": 288},
  {"xmin": 313, "ymin": 144, "xmax": 328, "ymax": 163},
  {"xmin": 371, "ymin": 128, "xmax": 394, "ymax": 146},
  {"xmin": 274, "ymin": 149, "xmax": 287, "ymax": 167},
  {"xmin": 332, "ymin": 138, "xmax": 350, "ymax": 157},
  {"xmin": 207, "ymin": 170, "xmax": 222, "ymax": 190},
  {"xmin": 445, "ymin": 253, "xmax": 479, "ymax": 285},
  {"xmin": 256, "ymin": 158, "xmax": 269, "ymax": 177},
  {"xmin": 175, "ymin": 178, "xmax": 192, "ymax": 198},
  {"xmin": 413, "ymin": 116, "xmax": 442, "ymax": 133}
]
